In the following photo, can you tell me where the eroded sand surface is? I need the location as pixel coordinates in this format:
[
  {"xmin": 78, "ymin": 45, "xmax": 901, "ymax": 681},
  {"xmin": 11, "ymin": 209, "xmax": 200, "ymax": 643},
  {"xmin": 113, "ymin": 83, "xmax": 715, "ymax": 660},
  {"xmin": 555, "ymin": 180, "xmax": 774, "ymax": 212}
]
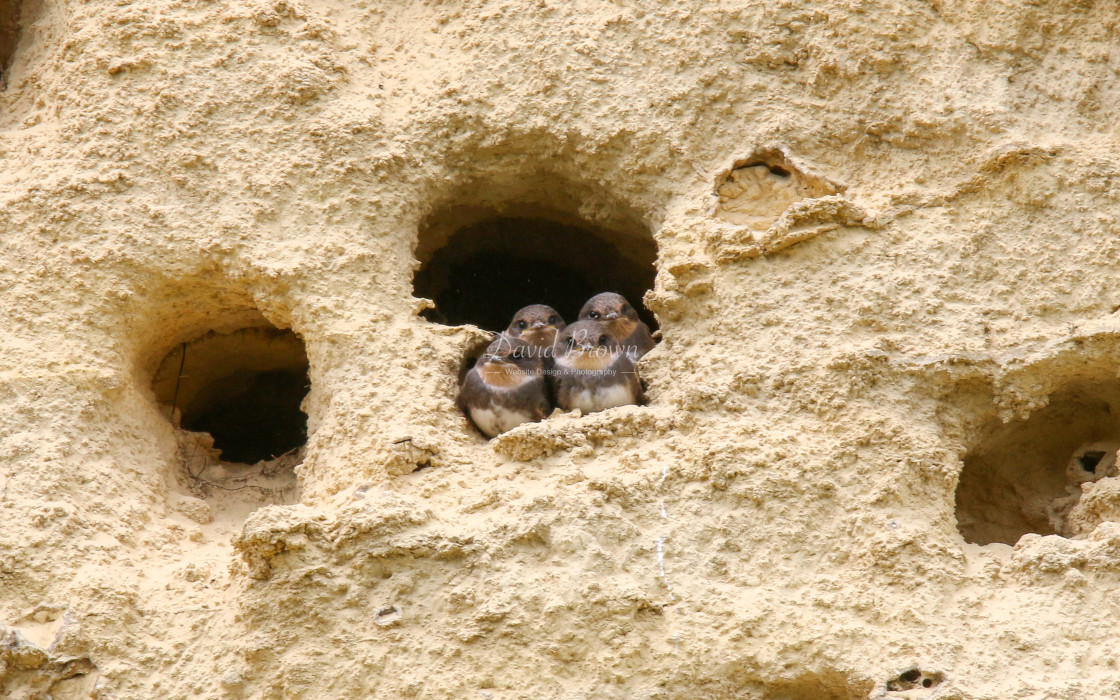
[{"xmin": 3, "ymin": 0, "xmax": 1120, "ymax": 698}]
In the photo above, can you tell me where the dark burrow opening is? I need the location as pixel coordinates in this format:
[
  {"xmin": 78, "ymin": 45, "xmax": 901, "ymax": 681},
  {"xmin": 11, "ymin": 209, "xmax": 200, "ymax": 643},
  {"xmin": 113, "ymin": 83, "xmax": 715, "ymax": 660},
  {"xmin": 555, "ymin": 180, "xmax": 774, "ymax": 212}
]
[
  {"xmin": 762, "ymin": 670, "xmax": 870, "ymax": 700},
  {"xmin": 413, "ymin": 212, "xmax": 658, "ymax": 333},
  {"xmin": 955, "ymin": 382, "xmax": 1120, "ymax": 545},
  {"xmin": 0, "ymin": 0, "xmax": 20, "ymax": 87},
  {"xmin": 152, "ymin": 326, "xmax": 310, "ymax": 465},
  {"xmin": 886, "ymin": 668, "xmax": 944, "ymax": 692},
  {"xmin": 1079, "ymin": 451, "xmax": 1106, "ymax": 474}
]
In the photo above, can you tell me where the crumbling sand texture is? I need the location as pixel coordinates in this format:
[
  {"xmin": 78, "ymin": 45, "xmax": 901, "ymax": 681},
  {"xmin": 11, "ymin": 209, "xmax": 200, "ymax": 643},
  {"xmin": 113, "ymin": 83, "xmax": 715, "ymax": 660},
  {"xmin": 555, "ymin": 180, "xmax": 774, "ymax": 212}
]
[{"xmin": 3, "ymin": 0, "xmax": 1120, "ymax": 698}]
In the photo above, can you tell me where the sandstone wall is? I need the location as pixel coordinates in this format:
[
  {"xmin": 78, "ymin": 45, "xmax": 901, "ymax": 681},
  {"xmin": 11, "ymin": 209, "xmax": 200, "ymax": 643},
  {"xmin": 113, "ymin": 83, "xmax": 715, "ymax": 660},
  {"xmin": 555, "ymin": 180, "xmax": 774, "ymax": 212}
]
[{"xmin": 2, "ymin": 0, "xmax": 1120, "ymax": 698}]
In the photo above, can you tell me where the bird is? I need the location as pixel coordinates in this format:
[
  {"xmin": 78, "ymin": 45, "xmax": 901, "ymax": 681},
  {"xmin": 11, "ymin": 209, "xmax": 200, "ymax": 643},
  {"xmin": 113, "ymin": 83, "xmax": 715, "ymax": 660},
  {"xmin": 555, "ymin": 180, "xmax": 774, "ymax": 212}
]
[
  {"xmin": 457, "ymin": 336, "xmax": 550, "ymax": 438},
  {"xmin": 577, "ymin": 292, "xmax": 655, "ymax": 360},
  {"xmin": 503, "ymin": 304, "xmax": 566, "ymax": 358},
  {"xmin": 552, "ymin": 320, "xmax": 643, "ymax": 414}
]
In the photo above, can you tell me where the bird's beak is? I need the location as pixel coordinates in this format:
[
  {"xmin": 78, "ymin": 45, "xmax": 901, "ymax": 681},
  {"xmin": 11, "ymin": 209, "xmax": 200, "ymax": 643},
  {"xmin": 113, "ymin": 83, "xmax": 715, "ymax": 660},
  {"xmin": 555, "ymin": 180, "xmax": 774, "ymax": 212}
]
[
  {"xmin": 531, "ymin": 322, "xmax": 545, "ymax": 329},
  {"xmin": 605, "ymin": 312, "xmax": 619, "ymax": 320}
]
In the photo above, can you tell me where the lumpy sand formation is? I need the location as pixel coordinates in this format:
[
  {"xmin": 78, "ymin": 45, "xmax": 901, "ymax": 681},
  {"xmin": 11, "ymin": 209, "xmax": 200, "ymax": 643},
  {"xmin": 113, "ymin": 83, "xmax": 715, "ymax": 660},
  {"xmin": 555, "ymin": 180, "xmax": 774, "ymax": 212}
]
[{"xmin": 3, "ymin": 0, "xmax": 1120, "ymax": 698}]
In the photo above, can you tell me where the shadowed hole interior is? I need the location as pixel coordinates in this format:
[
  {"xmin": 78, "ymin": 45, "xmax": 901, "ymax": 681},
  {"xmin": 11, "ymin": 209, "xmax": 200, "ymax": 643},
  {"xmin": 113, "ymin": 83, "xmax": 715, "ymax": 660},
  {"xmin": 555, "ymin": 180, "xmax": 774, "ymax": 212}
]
[
  {"xmin": 955, "ymin": 382, "xmax": 1120, "ymax": 545},
  {"xmin": 152, "ymin": 326, "xmax": 310, "ymax": 465},
  {"xmin": 757, "ymin": 163, "xmax": 791, "ymax": 178},
  {"xmin": 0, "ymin": 0, "xmax": 21, "ymax": 86},
  {"xmin": 715, "ymin": 149, "xmax": 838, "ymax": 229},
  {"xmin": 763, "ymin": 670, "xmax": 871, "ymax": 700},
  {"xmin": 1079, "ymin": 451, "xmax": 1105, "ymax": 473},
  {"xmin": 414, "ymin": 211, "xmax": 657, "ymax": 333},
  {"xmin": 885, "ymin": 668, "xmax": 944, "ymax": 692}
]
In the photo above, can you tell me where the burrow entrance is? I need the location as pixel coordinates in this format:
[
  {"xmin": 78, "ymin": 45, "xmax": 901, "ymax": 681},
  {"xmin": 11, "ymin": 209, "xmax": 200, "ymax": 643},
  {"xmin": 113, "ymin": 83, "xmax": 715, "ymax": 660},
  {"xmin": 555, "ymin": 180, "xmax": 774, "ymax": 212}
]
[
  {"xmin": 763, "ymin": 671, "xmax": 870, "ymax": 700},
  {"xmin": 715, "ymin": 148, "xmax": 838, "ymax": 230},
  {"xmin": 151, "ymin": 324, "xmax": 309, "ymax": 505},
  {"xmin": 884, "ymin": 667, "xmax": 944, "ymax": 694},
  {"xmin": 413, "ymin": 209, "xmax": 658, "ymax": 333},
  {"xmin": 955, "ymin": 382, "xmax": 1120, "ymax": 545},
  {"xmin": 0, "ymin": 0, "xmax": 21, "ymax": 88}
]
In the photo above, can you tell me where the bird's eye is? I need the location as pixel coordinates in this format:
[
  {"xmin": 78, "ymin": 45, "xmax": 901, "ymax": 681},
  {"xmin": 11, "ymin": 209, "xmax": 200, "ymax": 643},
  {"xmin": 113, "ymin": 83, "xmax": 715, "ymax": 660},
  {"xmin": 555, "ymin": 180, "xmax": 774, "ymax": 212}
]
[
  {"xmin": 622, "ymin": 305, "xmax": 631, "ymax": 314},
  {"xmin": 565, "ymin": 338, "xmax": 575, "ymax": 349},
  {"xmin": 517, "ymin": 320, "xmax": 527, "ymax": 330},
  {"xmin": 548, "ymin": 316, "xmax": 558, "ymax": 324},
  {"xmin": 598, "ymin": 335, "xmax": 609, "ymax": 345},
  {"xmin": 590, "ymin": 311, "xmax": 600, "ymax": 320}
]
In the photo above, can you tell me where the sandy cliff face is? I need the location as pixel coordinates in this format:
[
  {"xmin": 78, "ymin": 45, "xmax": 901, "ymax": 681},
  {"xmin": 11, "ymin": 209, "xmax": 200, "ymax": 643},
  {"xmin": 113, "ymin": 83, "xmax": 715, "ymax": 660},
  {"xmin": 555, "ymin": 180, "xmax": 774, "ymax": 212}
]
[{"xmin": 2, "ymin": 0, "xmax": 1120, "ymax": 698}]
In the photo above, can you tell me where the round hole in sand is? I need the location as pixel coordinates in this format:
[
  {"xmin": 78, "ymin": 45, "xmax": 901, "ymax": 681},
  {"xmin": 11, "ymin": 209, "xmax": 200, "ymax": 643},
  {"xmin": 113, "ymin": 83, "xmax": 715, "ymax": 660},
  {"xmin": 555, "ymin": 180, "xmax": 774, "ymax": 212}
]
[
  {"xmin": 151, "ymin": 325, "xmax": 310, "ymax": 465},
  {"xmin": 1078, "ymin": 450, "xmax": 1106, "ymax": 474},
  {"xmin": 762, "ymin": 671, "xmax": 870, "ymax": 700},
  {"xmin": 413, "ymin": 208, "xmax": 658, "ymax": 333},
  {"xmin": 714, "ymin": 149, "xmax": 838, "ymax": 230},
  {"xmin": 955, "ymin": 383, "xmax": 1120, "ymax": 545},
  {"xmin": 0, "ymin": 0, "xmax": 21, "ymax": 89}
]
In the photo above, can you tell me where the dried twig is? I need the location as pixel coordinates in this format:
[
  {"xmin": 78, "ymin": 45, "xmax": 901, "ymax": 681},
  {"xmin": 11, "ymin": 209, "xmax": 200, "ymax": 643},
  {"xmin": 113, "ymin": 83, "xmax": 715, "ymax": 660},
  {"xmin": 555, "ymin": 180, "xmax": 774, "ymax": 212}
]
[{"xmin": 170, "ymin": 342, "xmax": 187, "ymax": 426}]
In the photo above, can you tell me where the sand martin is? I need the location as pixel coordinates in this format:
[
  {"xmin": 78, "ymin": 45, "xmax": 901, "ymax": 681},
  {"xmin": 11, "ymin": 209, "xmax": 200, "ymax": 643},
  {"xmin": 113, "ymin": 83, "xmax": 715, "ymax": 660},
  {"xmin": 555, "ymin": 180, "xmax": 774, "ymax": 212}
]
[
  {"xmin": 504, "ymin": 304, "xmax": 566, "ymax": 353},
  {"xmin": 578, "ymin": 292, "xmax": 654, "ymax": 360},
  {"xmin": 457, "ymin": 336, "xmax": 550, "ymax": 438},
  {"xmin": 552, "ymin": 320, "xmax": 643, "ymax": 414}
]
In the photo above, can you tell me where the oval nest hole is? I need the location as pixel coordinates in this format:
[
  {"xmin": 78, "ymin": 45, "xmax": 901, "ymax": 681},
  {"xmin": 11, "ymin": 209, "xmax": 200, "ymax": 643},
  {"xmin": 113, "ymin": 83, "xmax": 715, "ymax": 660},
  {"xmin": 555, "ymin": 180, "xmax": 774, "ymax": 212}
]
[
  {"xmin": 955, "ymin": 382, "xmax": 1120, "ymax": 545},
  {"xmin": 413, "ymin": 211, "xmax": 658, "ymax": 333},
  {"xmin": 715, "ymin": 149, "xmax": 838, "ymax": 230},
  {"xmin": 152, "ymin": 325, "xmax": 309, "ymax": 505},
  {"xmin": 879, "ymin": 667, "xmax": 945, "ymax": 698},
  {"xmin": 0, "ymin": 0, "xmax": 21, "ymax": 89}
]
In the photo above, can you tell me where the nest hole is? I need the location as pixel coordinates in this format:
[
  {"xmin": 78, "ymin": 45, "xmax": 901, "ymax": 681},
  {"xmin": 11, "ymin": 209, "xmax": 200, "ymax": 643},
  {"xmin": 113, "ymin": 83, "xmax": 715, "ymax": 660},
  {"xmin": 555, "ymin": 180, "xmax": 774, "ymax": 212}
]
[
  {"xmin": 1079, "ymin": 451, "xmax": 1106, "ymax": 474},
  {"xmin": 715, "ymin": 149, "xmax": 837, "ymax": 230},
  {"xmin": 413, "ymin": 209, "xmax": 658, "ymax": 333},
  {"xmin": 955, "ymin": 383, "xmax": 1120, "ymax": 545},
  {"xmin": 0, "ymin": 0, "xmax": 21, "ymax": 88},
  {"xmin": 764, "ymin": 671, "xmax": 870, "ymax": 700},
  {"xmin": 885, "ymin": 668, "xmax": 944, "ymax": 693},
  {"xmin": 152, "ymin": 325, "xmax": 310, "ymax": 467}
]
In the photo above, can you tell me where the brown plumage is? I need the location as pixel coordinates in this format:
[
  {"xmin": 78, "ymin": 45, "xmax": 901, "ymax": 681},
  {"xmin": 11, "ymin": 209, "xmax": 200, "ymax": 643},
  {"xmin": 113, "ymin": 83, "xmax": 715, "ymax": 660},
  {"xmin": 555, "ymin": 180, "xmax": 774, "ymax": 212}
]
[
  {"xmin": 551, "ymin": 320, "xmax": 643, "ymax": 414},
  {"xmin": 504, "ymin": 304, "xmax": 566, "ymax": 354},
  {"xmin": 577, "ymin": 292, "xmax": 654, "ymax": 360},
  {"xmin": 457, "ymin": 336, "xmax": 550, "ymax": 438}
]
